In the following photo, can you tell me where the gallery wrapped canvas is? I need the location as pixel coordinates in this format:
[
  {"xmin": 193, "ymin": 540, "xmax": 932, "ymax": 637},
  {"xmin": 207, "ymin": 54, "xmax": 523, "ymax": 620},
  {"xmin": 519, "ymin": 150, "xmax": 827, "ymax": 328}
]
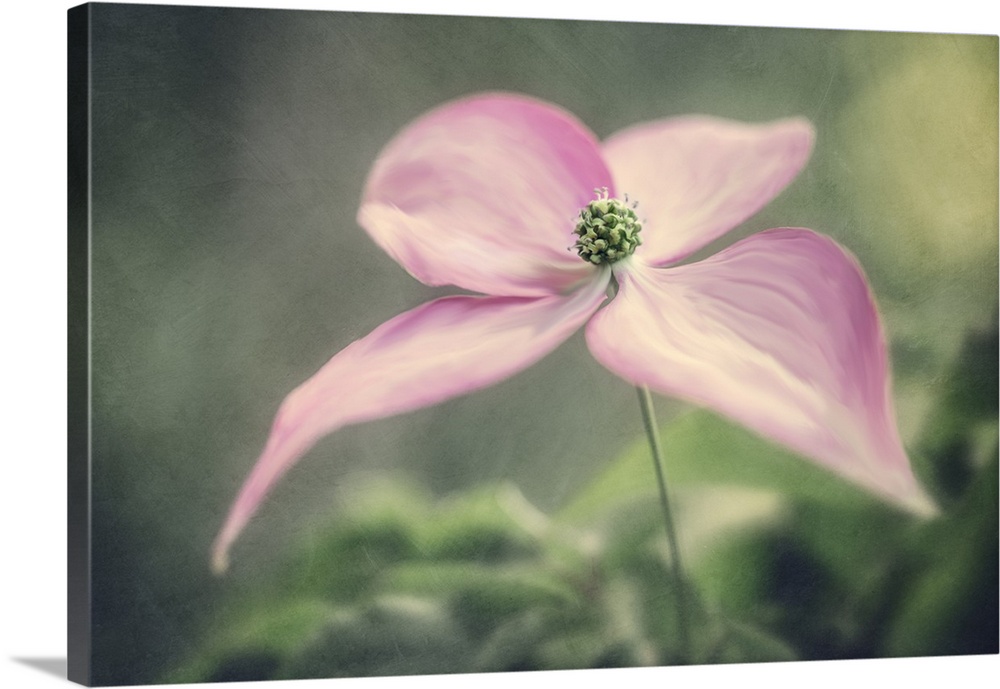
[{"xmin": 68, "ymin": 3, "xmax": 998, "ymax": 686}]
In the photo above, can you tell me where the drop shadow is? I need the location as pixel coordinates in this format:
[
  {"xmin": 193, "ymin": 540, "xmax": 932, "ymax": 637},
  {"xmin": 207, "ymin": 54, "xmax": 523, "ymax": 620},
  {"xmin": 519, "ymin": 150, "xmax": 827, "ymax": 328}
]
[{"xmin": 11, "ymin": 657, "xmax": 67, "ymax": 679}]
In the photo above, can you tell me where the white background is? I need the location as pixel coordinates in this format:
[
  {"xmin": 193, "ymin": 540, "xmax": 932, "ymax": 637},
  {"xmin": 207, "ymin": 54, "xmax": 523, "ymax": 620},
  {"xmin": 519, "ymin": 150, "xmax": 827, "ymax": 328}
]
[{"xmin": 1, "ymin": 1, "xmax": 997, "ymax": 688}]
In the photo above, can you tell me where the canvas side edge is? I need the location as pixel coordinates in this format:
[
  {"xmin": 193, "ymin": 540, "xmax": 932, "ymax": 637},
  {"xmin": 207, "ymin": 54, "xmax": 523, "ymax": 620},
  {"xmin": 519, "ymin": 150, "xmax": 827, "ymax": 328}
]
[{"xmin": 68, "ymin": 4, "xmax": 93, "ymax": 687}]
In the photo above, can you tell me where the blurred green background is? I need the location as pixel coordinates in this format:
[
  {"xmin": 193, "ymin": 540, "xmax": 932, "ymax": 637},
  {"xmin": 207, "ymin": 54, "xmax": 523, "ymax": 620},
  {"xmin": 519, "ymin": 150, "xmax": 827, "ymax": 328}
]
[{"xmin": 85, "ymin": 4, "xmax": 998, "ymax": 684}]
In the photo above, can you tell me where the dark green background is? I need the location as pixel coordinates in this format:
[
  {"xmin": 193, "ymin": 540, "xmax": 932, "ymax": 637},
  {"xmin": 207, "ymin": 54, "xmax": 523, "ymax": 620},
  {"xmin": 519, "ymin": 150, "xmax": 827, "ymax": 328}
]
[{"xmin": 84, "ymin": 4, "xmax": 997, "ymax": 684}]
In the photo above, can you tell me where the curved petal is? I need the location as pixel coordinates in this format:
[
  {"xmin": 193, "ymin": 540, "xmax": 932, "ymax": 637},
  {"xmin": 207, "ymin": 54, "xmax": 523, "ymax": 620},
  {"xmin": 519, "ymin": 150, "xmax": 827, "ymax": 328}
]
[
  {"xmin": 586, "ymin": 229, "xmax": 936, "ymax": 515},
  {"xmin": 359, "ymin": 93, "xmax": 613, "ymax": 297},
  {"xmin": 212, "ymin": 270, "xmax": 610, "ymax": 572},
  {"xmin": 602, "ymin": 116, "xmax": 814, "ymax": 266}
]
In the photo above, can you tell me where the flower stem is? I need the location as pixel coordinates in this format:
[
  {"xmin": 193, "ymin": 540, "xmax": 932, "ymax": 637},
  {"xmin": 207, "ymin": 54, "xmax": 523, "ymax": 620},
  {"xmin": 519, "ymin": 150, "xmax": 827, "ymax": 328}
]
[{"xmin": 636, "ymin": 385, "xmax": 691, "ymax": 662}]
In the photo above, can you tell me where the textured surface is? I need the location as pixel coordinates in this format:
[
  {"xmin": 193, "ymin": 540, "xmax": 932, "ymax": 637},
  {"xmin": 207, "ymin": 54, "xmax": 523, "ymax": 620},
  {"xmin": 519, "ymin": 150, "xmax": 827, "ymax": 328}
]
[{"xmin": 82, "ymin": 6, "xmax": 997, "ymax": 684}]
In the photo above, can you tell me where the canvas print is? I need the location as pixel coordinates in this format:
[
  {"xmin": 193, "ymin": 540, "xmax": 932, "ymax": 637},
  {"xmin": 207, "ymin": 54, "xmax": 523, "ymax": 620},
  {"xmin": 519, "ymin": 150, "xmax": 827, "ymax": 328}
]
[{"xmin": 67, "ymin": 3, "xmax": 998, "ymax": 686}]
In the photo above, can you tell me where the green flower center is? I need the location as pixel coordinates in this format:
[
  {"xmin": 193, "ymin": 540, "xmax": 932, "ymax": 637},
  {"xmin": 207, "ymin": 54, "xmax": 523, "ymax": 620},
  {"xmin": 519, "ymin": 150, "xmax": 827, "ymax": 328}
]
[{"xmin": 572, "ymin": 188, "xmax": 643, "ymax": 265}]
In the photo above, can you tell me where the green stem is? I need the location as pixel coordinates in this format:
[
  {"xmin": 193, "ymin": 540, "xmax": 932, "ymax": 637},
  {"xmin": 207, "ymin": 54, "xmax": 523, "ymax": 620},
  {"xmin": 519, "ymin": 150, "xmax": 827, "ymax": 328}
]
[{"xmin": 636, "ymin": 385, "xmax": 691, "ymax": 662}]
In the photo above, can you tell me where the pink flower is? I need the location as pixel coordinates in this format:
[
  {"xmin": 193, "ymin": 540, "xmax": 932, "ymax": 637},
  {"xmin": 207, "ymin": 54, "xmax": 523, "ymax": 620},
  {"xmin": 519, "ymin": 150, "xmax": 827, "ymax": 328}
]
[{"xmin": 211, "ymin": 93, "xmax": 936, "ymax": 573}]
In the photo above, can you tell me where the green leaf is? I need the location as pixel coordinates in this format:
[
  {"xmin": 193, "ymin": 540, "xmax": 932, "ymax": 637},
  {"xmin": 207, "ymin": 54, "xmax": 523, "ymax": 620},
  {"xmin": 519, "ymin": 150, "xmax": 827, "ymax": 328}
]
[
  {"xmin": 884, "ymin": 456, "xmax": 999, "ymax": 656},
  {"xmin": 385, "ymin": 561, "xmax": 581, "ymax": 637},
  {"xmin": 470, "ymin": 610, "xmax": 553, "ymax": 672},
  {"xmin": 284, "ymin": 509, "xmax": 422, "ymax": 603},
  {"xmin": 702, "ymin": 619, "xmax": 799, "ymax": 664},
  {"xmin": 283, "ymin": 595, "xmax": 471, "ymax": 678},
  {"xmin": 559, "ymin": 410, "xmax": 880, "ymax": 525},
  {"xmin": 164, "ymin": 599, "xmax": 338, "ymax": 683},
  {"xmin": 416, "ymin": 484, "xmax": 548, "ymax": 563}
]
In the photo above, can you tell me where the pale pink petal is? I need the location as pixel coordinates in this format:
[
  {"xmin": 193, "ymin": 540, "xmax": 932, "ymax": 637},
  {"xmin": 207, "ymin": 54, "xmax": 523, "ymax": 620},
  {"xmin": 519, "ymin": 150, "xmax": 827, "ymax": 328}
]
[
  {"xmin": 602, "ymin": 117, "xmax": 814, "ymax": 266},
  {"xmin": 212, "ymin": 271, "xmax": 610, "ymax": 572},
  {"xmin": 586, "ymin": 229, "xmax": 936, "ymax": 515},
  {"xmin": 359, "ymin": 93, "xmax": 613, "ymax": 297}
]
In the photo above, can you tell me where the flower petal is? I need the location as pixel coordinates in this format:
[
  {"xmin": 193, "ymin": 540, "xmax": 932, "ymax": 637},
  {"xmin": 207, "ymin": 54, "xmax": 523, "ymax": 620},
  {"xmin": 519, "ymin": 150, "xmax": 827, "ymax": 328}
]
[
  {"xmin": 211, "ymin": 271, "xmax": 610, "ymax": 572},
  {"xmin": 602, "ymin": 117, "xmax": 814, "ymax": 265},
  {"xmin": 586, "ymin": 229, "xmax": 935, "ymax": 515},
  {"xmin": 359, "ymin": 93, "xmax": 613, "ymax": 296}
]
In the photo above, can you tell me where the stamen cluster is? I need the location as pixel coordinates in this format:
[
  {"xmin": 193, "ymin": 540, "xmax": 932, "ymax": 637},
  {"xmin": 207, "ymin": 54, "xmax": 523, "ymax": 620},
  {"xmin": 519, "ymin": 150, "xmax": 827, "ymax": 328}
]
[{"xmin": 573, "ymin": 189, "xmax": 643, "ymax": 265}]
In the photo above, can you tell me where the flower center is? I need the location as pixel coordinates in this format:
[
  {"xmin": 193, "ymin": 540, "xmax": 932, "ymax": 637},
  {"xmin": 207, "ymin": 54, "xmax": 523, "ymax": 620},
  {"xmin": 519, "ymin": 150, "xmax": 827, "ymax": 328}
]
[{"xmin": 572, "ymin": 188, "xmax": 643, "ymax": 265}]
